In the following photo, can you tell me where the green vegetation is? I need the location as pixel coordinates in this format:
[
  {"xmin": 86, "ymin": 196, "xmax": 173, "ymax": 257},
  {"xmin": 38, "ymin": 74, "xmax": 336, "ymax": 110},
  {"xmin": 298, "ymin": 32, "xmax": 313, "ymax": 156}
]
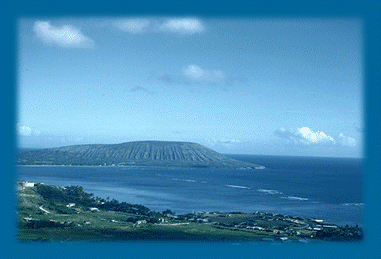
[
  {"xmin": 35, "ymin": 184, "xmax": 153, "ymax": 216},
  {"xmin": 17, "ymin": 181, "xmax": 363, "ymax": 243}
]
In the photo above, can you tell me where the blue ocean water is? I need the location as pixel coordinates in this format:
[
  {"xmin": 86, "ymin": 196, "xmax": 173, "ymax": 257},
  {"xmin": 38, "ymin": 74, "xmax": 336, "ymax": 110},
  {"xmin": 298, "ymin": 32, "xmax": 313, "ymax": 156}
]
[{"xmin": 17, "ymin": 155, "xmax": 363, "ymax": 227}]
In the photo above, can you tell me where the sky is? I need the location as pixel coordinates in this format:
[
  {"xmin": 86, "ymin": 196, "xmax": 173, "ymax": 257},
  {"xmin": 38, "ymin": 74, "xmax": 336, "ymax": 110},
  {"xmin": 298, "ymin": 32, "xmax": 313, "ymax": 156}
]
[{"xmin": 17, "ymin": 17, "xmax": 363, "ymax": 158}]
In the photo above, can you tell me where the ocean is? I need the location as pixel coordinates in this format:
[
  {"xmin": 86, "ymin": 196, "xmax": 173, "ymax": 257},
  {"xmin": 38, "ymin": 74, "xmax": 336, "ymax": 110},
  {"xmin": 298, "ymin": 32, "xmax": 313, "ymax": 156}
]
[{"xmin": 17, "ymin": 155, "xmax": 363, "ymax": 227}]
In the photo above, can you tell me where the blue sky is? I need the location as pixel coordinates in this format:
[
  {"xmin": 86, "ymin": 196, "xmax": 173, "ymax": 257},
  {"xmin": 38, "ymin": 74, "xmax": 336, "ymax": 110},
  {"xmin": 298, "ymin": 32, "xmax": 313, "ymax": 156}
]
[{"xmin": 17, "ymin": 17, "xmax": 363, "ymax": 157}]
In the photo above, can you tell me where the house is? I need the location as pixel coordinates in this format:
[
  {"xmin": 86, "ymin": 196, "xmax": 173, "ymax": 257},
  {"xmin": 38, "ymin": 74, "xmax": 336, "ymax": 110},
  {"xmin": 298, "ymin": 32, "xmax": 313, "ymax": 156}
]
[
  {"xmin": 66, "ymin": 203, "xmax": 75, "ymax": 208},
  {"xmin": 323, "ymin": 225, "xmax": 337, "ymax": 228},
  {"xmin": 250, "ymin": 226, "xmax": 264, "ymax": 231},
  {"xmin": 158, "ymin": 218, "xmax": 166, "ymax": 223},
  {"xmin": 89, "ymin": 207, "xmax": 100, "ymax": 212},
  {"xmin": 23, "ymin": 182, "xmax": 35, "ymax": 188}
]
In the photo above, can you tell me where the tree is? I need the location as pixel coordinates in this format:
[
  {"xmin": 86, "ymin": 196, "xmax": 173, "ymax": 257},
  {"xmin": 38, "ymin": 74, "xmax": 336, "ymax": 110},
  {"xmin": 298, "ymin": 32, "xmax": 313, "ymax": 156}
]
[{"xmin": 162, "ymin": 209, "xmax": 174, "ymax": 215}]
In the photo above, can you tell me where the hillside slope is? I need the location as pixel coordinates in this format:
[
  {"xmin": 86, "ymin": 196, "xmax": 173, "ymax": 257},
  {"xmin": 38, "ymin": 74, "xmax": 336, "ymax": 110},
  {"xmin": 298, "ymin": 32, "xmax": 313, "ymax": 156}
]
[{"xmin": 18, "ymin": 141, "xmax": 264, "ymax": 169}]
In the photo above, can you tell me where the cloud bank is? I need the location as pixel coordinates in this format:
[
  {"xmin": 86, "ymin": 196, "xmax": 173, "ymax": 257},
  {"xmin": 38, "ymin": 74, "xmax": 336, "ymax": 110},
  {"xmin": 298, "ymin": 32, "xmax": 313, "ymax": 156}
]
[
  {"xmin": 113, "ymin": 18, "xmax": 205, "ymax": 34},
  {"xmin": 159, "ymin": 18, "xmax": 205, "ymax": 34},
  {"xmin": 113, "ymin": 19, "xmax": 151, "ymax": 33},
  {"xmin": 33, "ymin": 21, "xmax": 95, "ymax": 48},
  {"xmin": 274, "ymin": 127, "xmax": 356, "ymax": 147}
]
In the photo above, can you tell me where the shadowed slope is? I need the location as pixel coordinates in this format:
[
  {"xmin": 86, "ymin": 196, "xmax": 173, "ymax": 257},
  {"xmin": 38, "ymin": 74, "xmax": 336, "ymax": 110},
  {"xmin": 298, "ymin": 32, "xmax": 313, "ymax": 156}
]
[{"xmin": 18, "ymin": 141, "xmax": 264, "ymax": 169}]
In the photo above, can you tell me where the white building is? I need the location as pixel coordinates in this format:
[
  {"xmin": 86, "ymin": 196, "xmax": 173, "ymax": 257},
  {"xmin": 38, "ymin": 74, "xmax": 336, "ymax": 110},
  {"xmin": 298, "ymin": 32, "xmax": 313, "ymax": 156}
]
[{"xmin": 23, "ymin": 182, "xmax": 35, "ymax": 188}]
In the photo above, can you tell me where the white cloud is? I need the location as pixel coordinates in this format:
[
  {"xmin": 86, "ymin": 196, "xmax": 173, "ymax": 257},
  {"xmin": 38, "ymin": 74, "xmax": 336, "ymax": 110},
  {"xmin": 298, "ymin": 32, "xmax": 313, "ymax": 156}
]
[
  {"xmin": 159, "ymin": 18, "xmax": 205, "ymax": 34},
  {"xmin": 113, "ymin": 19, "xmax": 151, "ymax": 33},
  {"xmin": 33, "ymin": 21, "xmax": 95, "ymax": 48},
  {"xmin": 183, "ymin": 64, "xmax": 204, "ymax": 79},
  {"xmin": 274, "ymin": 127, "xmax": 356, "ymax": 147},
  {"xmin": 113, "ymin": 17, "xmax": 205, "ymax": 34},
  {"xmin": 297, "ymin": 127, "xmax": 336, "ymax": 145},
  {"xmin": 152, "ymin": 65, "xmax": 227, "ymax": 86},
  {"xmin": 183, "ymin": 64, "xmax": 226, "ymax": 83},
  {"xmin": 337, "ymin": 133, "xmax": 356, "ymax": 147},
  {"xmin": 17, "ymin": 124, "xmax": 40, "ymax": 136},
  {"xmin": 203, "ymin": 137, "xmax": 245, "ymax": 154},
  {"xmin": 17, "ymin": 124, "xmax": 32, "ymax": 136}
]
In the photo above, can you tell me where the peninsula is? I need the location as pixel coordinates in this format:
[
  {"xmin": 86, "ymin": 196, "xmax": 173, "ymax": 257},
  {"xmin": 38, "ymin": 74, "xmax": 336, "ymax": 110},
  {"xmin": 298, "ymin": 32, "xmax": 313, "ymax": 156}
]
[
  {"xmin": 17, "ymin": 181, "xmax": 363, "ymax": 242},
  {"xmin": 18, "ymin": 141, "xmax": 264, "ymax": 169}
]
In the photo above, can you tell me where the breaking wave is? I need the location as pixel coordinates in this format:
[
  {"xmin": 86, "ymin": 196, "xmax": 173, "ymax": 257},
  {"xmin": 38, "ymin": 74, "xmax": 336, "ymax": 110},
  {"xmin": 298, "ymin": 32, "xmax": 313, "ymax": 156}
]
[
  {"xmin": 183, "ymin": 179, "xmax": 196, "ymax": 183},
  {"xmin": 257, "ymin": 189, "xmax": 282, "ymax": 195},
  {"xmin": 172, "ymin": 178, "xmax": 197, "ymax": 183},
  {"xmin": 280, "ymin": 196, "xmax": 309, "ymax": 201},
  {"xmin": 342, "ymin": 203, "xmax": 364, "ymax": 206},
  {"xmin": 226, "ymin": 184, "xmax": 250, "ymax": 189}
]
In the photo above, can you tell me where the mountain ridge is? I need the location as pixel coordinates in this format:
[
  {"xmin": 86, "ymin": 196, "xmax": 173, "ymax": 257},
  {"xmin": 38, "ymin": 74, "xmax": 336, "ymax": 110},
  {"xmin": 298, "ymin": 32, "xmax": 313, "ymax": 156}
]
[{"xmin": 18, "ymin": 140, "xmax": 264, "ymax": 169}]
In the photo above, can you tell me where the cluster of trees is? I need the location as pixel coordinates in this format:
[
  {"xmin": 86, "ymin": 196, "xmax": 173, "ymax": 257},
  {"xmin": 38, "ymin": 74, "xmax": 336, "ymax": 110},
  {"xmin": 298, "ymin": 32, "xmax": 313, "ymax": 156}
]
[
  {"xmin": 315, "ymin": 225, "xmax": 363, "ymax": 241},
  {"xmin": 22, "ymin": 220, "xmax": 74, "ymax": 229},
  {"xmin": 35, "ymin": 183, "xmax": 158, "ymax": 216},
  {"xmin": 36, "ymin": 184, "xmax": 97, "ymax": 207},
  {"xmin": 97, "ymin": 198, "xmax": 152, "ymax": 216}
]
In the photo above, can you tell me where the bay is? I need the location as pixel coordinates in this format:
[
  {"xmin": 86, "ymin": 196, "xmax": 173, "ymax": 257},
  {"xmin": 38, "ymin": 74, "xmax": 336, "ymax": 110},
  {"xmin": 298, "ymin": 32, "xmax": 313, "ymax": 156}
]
[{"xmin": 17, "ymin": 155, "xmax": 363, "ymax": 227}]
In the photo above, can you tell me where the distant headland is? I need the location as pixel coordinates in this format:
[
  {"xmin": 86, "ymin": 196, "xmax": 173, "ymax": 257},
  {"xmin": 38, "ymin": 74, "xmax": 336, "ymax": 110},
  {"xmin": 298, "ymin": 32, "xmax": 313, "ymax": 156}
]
[{"xmin": 18, "ymin": 140, "xmax": 265, "ymax": 169}]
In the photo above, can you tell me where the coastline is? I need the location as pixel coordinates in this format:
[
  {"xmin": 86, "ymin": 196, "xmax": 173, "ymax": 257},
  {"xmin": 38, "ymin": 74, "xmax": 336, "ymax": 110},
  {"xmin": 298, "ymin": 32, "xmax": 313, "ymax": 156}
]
[
  {"xmin": 17, "ymin": 181, "xmax": 364, "ymax": 242},
  {"xmin": 17, "ymin": 160, "xmax": 363, "ymax": 228}
]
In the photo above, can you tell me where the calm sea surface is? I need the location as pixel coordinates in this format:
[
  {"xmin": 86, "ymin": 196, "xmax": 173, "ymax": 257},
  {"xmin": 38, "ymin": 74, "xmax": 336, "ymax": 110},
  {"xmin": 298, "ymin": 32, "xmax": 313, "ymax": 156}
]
[{"xmin": 17, "ymin": 155, "xmax": 363, "ymax": 227}]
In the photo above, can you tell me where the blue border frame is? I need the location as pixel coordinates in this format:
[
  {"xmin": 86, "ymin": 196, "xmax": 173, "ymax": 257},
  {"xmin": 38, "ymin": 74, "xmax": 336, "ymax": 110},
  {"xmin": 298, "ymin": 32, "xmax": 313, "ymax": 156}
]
[{"xmin": 1, "ymin": 1, "xmax": 380, "ymax": 258}]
